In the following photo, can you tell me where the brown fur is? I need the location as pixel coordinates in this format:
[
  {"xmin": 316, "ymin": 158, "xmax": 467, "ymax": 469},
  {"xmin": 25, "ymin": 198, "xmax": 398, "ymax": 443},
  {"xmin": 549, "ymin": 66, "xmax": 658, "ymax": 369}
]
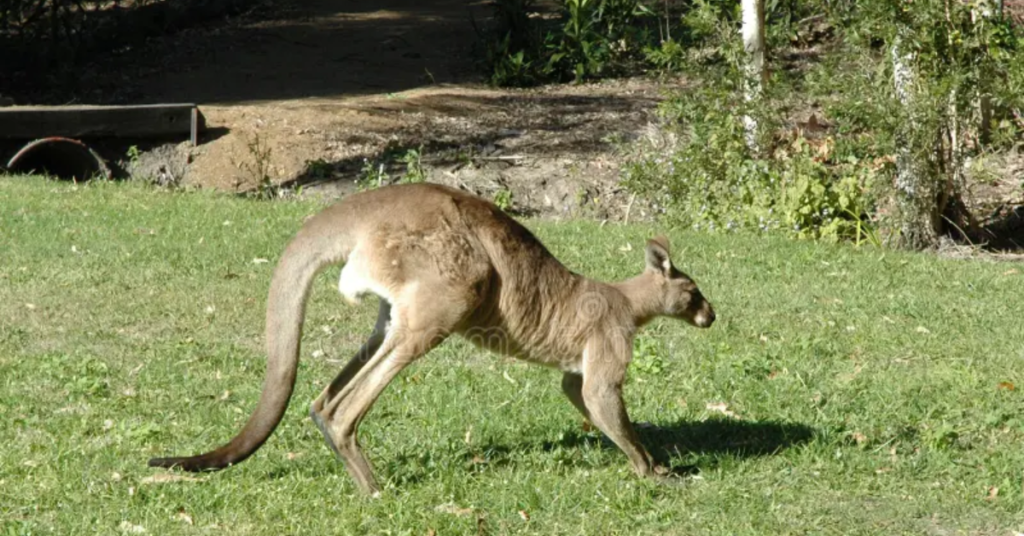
[{"xmin": 149, "ymin": 183, "xmax": 715, "ymax": 494}]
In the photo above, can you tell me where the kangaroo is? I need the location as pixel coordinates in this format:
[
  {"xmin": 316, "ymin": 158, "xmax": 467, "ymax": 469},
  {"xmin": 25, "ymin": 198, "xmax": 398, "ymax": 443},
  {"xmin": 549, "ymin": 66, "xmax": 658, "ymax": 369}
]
[{"xmin": 149, "ymin": 182, "xmax": 715, "ymax": 494}]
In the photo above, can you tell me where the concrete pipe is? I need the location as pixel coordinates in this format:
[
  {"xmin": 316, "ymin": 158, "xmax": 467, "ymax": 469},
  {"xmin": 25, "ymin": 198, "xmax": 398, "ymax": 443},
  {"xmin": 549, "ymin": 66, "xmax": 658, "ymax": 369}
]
[{"xmin": 6, "ymin": 137, "xmax": 111, "ymax": 180}]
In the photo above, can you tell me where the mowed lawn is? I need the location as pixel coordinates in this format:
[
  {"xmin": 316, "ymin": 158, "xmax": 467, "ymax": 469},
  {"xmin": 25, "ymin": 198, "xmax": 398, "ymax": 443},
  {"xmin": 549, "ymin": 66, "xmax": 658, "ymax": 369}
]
[{"xmin": 1, "ymin": 176, "xmax": 1023, "ymax": 535}]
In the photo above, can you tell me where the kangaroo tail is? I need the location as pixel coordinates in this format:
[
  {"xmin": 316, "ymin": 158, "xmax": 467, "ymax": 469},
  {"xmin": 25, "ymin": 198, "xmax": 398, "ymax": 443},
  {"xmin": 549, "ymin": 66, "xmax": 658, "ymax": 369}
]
[{"xmin": 149, "ymin": 213, "xmax": 351, "ymax": 471}]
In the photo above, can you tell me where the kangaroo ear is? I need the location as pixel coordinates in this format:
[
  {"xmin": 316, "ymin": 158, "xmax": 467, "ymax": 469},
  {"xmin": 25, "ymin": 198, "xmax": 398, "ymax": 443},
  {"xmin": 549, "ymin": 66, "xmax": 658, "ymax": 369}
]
[{"xmin": 645, "ymin": 236, "xmax": 673, "ymax": 275}]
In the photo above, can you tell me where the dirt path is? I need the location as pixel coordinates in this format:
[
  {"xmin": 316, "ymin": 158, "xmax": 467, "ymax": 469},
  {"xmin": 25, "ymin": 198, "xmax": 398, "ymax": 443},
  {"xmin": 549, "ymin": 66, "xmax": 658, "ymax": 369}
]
[{"xmin": 77, "ymin": 0, "xmax": 678, "ymax": 219}]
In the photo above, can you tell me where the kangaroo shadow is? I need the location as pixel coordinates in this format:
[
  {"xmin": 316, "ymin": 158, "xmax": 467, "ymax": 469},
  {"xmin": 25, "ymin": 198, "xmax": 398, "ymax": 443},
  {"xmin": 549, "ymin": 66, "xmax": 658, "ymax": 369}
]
[
  {"xmin": 634, "ymin": 419, "xmax": 815, "ymax": 474},
  {"xmin": 263, "ymin": 418, "xmax": 815, "ymax": 486},
  {"xmin": 640, "ymin": 418, "xmax": 814, "ymax": 454},
  {"xmin": 470, "ymin": 418, "xmax": 816, "ymax": 478}
]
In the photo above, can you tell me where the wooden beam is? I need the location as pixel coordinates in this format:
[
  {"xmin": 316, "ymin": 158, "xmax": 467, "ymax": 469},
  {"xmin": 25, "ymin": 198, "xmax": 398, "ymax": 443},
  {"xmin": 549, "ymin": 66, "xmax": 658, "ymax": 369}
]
[{"xmin": 0, "ymin": 104, "xmax": 200, "ymax": 141}]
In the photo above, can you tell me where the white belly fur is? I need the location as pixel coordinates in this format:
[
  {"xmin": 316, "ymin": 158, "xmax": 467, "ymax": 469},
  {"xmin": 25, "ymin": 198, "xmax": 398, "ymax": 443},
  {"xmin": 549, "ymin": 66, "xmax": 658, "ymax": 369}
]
[{"xmin": 338, "ymin": 247, "xmax": 392, "ymax": 304}]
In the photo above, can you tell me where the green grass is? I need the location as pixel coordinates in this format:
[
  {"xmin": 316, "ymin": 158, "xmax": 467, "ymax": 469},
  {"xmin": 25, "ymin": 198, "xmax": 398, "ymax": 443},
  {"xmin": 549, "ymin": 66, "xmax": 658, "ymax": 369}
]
[{"xmin": 2, "ymin": 176, "xmax": 1024, "ymax": 535}]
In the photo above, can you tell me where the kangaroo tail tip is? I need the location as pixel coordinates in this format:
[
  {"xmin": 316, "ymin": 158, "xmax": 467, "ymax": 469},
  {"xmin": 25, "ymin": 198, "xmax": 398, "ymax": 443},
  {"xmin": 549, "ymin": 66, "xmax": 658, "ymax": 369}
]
[
  {"xmin": 148, "ymin": 456, "xmax": 183, "ymax": 469},
  {"xmin": 147, "ymin": 456, "xmax": 223, "ymax": 472}
]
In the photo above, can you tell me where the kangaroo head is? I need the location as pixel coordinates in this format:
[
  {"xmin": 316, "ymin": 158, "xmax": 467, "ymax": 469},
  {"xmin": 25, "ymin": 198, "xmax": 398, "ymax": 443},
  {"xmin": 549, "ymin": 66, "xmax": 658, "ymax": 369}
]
[{"xmin": 644, "ymin": 236, "xmax": 715, "ymax": 328}]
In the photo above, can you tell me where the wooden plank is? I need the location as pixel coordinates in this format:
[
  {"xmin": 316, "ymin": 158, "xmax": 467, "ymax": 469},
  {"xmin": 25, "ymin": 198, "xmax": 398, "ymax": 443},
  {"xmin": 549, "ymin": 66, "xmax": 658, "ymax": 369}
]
[
  {"xmin": 190, "ymin": 107, "xmax": 200, "ymax": 147},
  {"xmin": 0, "ymin": 104, "xmax": 199, "ymax": 140}
]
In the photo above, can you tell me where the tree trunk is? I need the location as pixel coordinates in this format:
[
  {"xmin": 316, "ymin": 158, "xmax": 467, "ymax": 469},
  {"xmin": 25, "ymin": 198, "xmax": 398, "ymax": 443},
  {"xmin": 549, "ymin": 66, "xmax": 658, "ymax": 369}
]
[
  {"xmin": 890, "ymin": 31, "xmax": 941, "ymax": 249},
  {"xmin": 972, "ymin": 0, "xmax": 998, "ymax": 144},
  {"xmin": 741, "ymin": 0, "xmax": 766, "ymax": 152}
]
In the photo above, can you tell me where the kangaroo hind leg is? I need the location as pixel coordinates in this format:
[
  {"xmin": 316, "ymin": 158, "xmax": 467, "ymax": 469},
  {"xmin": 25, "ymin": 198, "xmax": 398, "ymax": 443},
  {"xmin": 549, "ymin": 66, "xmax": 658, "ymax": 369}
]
[
  {"xmin": 310, "ymin": 299, "xmax": 392, "ymax": 459},
  {"xmin": 317, "ymin": 285, "xmax": 473, "ymax": 495}
]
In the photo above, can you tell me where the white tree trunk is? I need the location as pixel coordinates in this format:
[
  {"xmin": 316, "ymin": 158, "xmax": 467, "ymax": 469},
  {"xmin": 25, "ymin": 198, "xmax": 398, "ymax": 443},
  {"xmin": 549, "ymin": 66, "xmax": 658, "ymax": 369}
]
[
  {"xmin": 741, "ymin": 0, "xmax": 766, "ymax": 152},
  {"xmin": 972, "ymin": 0, "xmax": 998, "ymax": 143},
  {"xmin": 972, "ymin": 0, "xmax": 997, "ymax": 20},
  {"xmin": 891, "ymin": 31, "xmax": 940, "ymax": 249},
  {"xmin": 949, "ymin": 88, "xmax": 963, "ymax": 197}
]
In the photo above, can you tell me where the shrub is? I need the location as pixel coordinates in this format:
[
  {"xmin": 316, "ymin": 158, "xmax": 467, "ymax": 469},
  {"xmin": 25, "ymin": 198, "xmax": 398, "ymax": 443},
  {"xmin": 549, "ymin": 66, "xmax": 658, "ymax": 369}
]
[
  {"xmin": 483, "ymin": 0, "xmax": 656, "ymax": 86},
  {"xmin": 628, "ymin": 0, "xmax": 1024, "ymax": 246},
  {"xmin": 623, "ymin": 85, "xmax": 877, "ymax": 242}
]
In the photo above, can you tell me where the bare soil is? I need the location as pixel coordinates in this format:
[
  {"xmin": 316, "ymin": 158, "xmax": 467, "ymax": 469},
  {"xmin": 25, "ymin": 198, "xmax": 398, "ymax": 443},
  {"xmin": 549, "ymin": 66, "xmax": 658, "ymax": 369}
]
[
  {"xmin": 179, "ymin": 78, "xmax": 665, "ymax": 219},
  {"xmin": 35, "ymin": 0, "xmax": 677, "ymax": 220}
]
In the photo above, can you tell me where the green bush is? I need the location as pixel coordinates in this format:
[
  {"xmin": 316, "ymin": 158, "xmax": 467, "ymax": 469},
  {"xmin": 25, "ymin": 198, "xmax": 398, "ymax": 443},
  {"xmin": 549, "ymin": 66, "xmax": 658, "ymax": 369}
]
[
  {"xmin": 483, "ymin": 0, "xmax": 655, "ymax": 86},
  {"xmin": 546, "ymin": 0, "xmax": 652, "ymax": 81},
  {"xmin": 630, "ymin": 0, "xmax": 1024, "ymax": 246},
  {"xmin": 623, "ymin": 86, "xmax": 877, "ymax": 242},
  {"xmin": 813, "ymin": 1, "xmax": 1023, "ymax": 244},
  {"xmin": 485, "ymin": 0, "xmax": 546, "ymax": 86},
  {"xmin": 643, "ymin": 0, "xmax": 822, "ymax": 77}
]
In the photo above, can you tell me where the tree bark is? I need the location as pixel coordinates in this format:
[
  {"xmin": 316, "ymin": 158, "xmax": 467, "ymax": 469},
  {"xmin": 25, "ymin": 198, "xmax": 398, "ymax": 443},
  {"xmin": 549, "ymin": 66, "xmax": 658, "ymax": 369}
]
[
  {"xmin": 972, "ymin": 0, "xmax": 998, "ymax": 144},
  {"xmin": 741, "ymin": 0, "xmax": 766, "ymax": 152},
  {"xmin": 890, "ymin": 31, "xmax": 941, "ymax": 249}
]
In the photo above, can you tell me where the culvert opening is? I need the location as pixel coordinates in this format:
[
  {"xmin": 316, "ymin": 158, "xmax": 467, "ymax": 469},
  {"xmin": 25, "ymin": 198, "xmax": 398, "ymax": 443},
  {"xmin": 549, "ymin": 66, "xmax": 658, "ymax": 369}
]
[{"xmin": 6, "ymin": 137, "xmax": 111, "ymax": 180}]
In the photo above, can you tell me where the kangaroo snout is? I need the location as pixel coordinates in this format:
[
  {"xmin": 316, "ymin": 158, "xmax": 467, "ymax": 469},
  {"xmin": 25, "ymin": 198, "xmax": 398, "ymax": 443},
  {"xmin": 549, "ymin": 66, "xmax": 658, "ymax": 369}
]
[{"xmin": 695, "ymin": 303, "xmax": 715, "ymax": 328}]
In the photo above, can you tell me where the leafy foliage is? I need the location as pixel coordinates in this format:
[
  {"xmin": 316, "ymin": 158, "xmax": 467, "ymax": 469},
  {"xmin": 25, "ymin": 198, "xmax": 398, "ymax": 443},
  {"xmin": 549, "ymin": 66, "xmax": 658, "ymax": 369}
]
[
  {"xmin": 822, "ymin": 0, "xmax": 1022, "ymax": 245},
  {"xmin": 356, "ymin": 145, "xmax": 428, "ymax": 190},
  {"xmin": 484, "ymin": 0, "xmax": 655, "ymax": 86},
  {"xmin": 624, "ymin": 84, "xmax": 877, "ymax": 242},
  {"xmin": 625, "ymin": 0, "xmax": 1024, "ymax": 246}
]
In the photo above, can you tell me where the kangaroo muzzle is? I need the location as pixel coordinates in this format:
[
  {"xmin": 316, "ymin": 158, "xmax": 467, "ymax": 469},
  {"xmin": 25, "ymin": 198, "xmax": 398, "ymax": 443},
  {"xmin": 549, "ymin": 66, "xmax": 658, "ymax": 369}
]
[{"xmin": 694, "ymin": 302, "xmax": 715, "ymax": 328}]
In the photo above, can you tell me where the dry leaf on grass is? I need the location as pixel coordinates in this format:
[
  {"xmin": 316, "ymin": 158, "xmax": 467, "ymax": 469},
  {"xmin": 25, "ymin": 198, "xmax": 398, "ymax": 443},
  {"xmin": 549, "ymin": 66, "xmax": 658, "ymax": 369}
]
[
  {"xmin": 140, "ymin": 474, "xmax": 202, "ymax": 485},
  {"xmin": 998, "ymin": 382, "xmax": 1015, "ymax": 391},
  {"xmin": 986, "ymin": 486, "xmax": 999, "ymax": 500},
  {"xmin": 706, "ymin": 402, "xmax": 741, "ymax": 419},
  {"xmin": 118, "ymin": 521, "xmax": 146, "ymax": 534},
  {"xmin": 435, "ymin": 502, "xmax": 474, "ymax": 516},
  {"xmin": 518, "ymin": 510, "xmax": 530, "ymax": 521}
]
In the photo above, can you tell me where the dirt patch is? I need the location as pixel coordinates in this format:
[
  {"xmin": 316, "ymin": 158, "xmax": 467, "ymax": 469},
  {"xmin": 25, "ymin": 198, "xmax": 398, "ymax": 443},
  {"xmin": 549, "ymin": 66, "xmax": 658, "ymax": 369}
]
[
  {"xmin": 10, "ymin": 0, "xmax": 676, "ymax": 221},
  {"xmin": 181, "ymin": 78, "xmax": 667, "ymax": 219},
  {"xmin": 118, "ymin": 78, "xmax": 672, "ymax": 220}
]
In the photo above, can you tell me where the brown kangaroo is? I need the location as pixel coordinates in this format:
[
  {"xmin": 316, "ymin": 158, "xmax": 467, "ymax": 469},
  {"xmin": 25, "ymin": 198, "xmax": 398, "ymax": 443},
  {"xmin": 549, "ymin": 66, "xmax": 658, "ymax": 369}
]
[{"xmin": 149, "ymin": 182, "xmax": 715, "ymax": 494}]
